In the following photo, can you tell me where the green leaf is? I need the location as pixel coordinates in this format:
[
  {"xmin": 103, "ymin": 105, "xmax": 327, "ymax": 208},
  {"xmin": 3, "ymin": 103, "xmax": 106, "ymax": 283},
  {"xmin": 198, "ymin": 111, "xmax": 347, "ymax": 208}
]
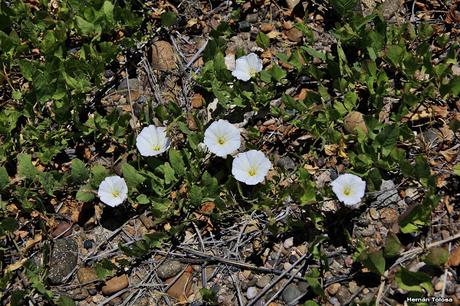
[
  {"xmin": 12, "ymin": 90, "xmax": 22, "ymax": 100},
  {"xmin": 269, "ymin": 64, "xmax": 286, "ymax": 81},
  {"xmin": 144, "ymin": 232, "xmax": 168, "ymax": 248},
  {"xmin": 71, "ymin": 159, "xmax": 89, "ymax": 183},
  {"xmin": 57, "ymin": 296, "xmax": 76, "ymax": 306},
  {"xmin": 305, "ymin": 268, "xmax": 325, "ymax": 297},
  {"xmin": 122, "ymin": 163, "xmax": 145, "ymax": 190},
  {"xmin": 75, "ymin": 16, "xmax": 94, "ymax": 35},
  {"xmin": 19, "ymin": 59, "xmax": 34, "ymax": 81},
  {"xmin": 395, "ymin": 268, "xmax": 432, "ymax": 293},
  {"xmin": 454, "ymin": 163, "xmax": 460, "ymax": 176},
  {"xmin": 169, "ymin": 149, "xmax": 186, "ymax": 176},
  {"xmin": 414, "ymin": 156, "xmax": 430, "ymax": 179},
  {"xmin": 17, "ymin": 153, "xmax": 37, "ymax": 180},
  {"xmin": 256, "ymin": 32, "xmax": 270, "ymax": 49},
  {"xmin": 94, "ymin": 259, "xmax": 117, "ymax": 280},
  {"xmin": 76, "ymin": 184, "xmax": 95, "ymax": 202},
  {"xmin": 303, "ymin": 302, "xmax": 320, "ymax": 306},
  {"xmin": 424, "ymin": 247, "xmax": 449, "ymax": 267},
  {"xmin": 360, "ymin": 249, "xmax": 385, "ymax": 275},
  {"xmin": 330, "ymin": 0, "xmax": 359, "ymax": 14},
  {"xmin": 161, "ymin": 11, "xmax": 177, "ymax": 27},
  {"xmin": 90, "ymin": 165, "xmax": 109, "ymax": 188},
  {"xmin": 0, "ymin": 166, "xmax": 9, "ymax": 189},
  {"xmin": 136, "ymin": 194, "xmax": 150, "ymax": 205},
  {"xmin": 386, "ymin": 45, "xmax": 404, "ymax": 66},
  {"xmin": 0, "ymin": 217, "xmax": 18, "ymax": 235},
  {"xmin": 384, "ymin": 233, "xmax": 402, "ymax": 257},
  {"xmin": 163, "ymin": 162, "xmax": 175, "ymax": 185},
  {"xmin": 102, "ymin": 1, "xmax": 114, "ymax": 23}
]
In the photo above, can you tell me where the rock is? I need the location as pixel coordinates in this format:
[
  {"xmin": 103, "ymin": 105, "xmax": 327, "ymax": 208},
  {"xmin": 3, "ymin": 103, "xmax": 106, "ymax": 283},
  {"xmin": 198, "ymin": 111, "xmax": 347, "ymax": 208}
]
[
  {"xmin": 139, "ymin": 213, "xmax": 154, "ymax": 229},
  {"xmin": 329, "ymin": 297, "xmax": 340, "ymax": 306},
  {"xmin": 434, "ymin": 280, "xmax": 444, "ymax": 291},
  {"xmin": 83, "ymin": 240, "xmax": 93, "ymax": 249},
  {"xmin": 283, "ymin": 262, "xmax": 292, "ymax": 270},
  {"xmin": 88, "ymin": 288, "xmax": 98, "ymax": 295},
  {"xmin": 277, "ymin": 156, "xmax": 296, "ymax": 171},
  {"xmin": 151, "ymin": 41, "xmax": 177, "ymax": 71},
  {"xmin": 77, "ymin": 267, "xmax": 98, "ymax": 284},
  {"xmin": 285, "ymin": 0, "xmax": 301, "ymax": 9},
  {"xmin": 256, "ymin": 275, "xmax": 271, "ymax": 288},
  {"xmin": 282, "ymin": 284, "xmax": 302, "ymax": 304},
  {"xmin": 361, "ymin": 225, "xmax": 376, "ymax": 237},
  {"xmin": 336, "ymin": 286, "xmax": 351, "ymax": 304},
  {"xmin": 191, "ymin": 93, "xmax": 204, "ymax": 109},
  {"xmin": 374, "ymin": 180, "xmax": 401, "ymax": 207},
  {"xmin": 380, "ymin": 207, "xmax": 399, "ymax": 225},
  {"xmin": 382, "ymin": 0, "xmax": 402, "ymax": 19},
  {"xmin": 246, "ymin": 13, "xmax": 258, "ymax": 23},
  {"xmin": 157, "ymin": 260, "xmax": 185, "ymax": 279},
  {"xmin": 69, "ymin": 288, "xmax": 89, "ymax": 301},
  {"xmin": 348, "ymin": 281, "xmax": 359, "ymax": 293},
  {"xmin": 369, "ymin": 207, "xmax": 380, "ymax": 220},
  {"xmin": 446, "ymin": 282, "xmax": 456, "ymax": 295},
  {"xmin": 166, "ymin": 267, "xmax": 193, "ymax": 301},
  {"xmin": 283, "ymin": 237, "xmax": 294, "ymax": 249},
  {"xmin": 102, "ymin": 275, "xmax": 129, "ymax": 295},
  {"xmin": 48, "ymin": 238, "xmax": 78, "ymax": 285},
  {"xmin": 343, "ymin": 111, "xmax": 368, "ymax": 135},
  {"xmin": 238, "ymin": 21, "xmax": 251, "ymax": 32},
  {"xmin": 247, "ymin": 286, "xmax": 258, "ymax": 299},
  {"xmin": 285, "ymin": 28, "xmax": 303, "ymax": 42},
  {"xmin": 118, "ymin": 79, "xmax": 140, "ymax": 91},
  {"xmin": 327, "ymin": 283, "xmax": 341, "ymax": 296},
  {"xmin": 260, "ymin": 23, "xmax": 273, "ymax": 33},
  {"xmin": 51, "ymin": 222, "xmax": 72, "ymax": 238}
]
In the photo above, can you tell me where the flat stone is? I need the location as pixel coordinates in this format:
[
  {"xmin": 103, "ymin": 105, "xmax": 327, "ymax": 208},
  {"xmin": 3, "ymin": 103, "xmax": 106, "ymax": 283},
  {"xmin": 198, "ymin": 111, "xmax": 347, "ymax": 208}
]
[
  {"xmin": 246, "ymin": 13, "xmax": 258, "ymax": 23},
  {"xmin": 102, "ymin": 275, "xmax": 129, "ymax": 295},
  {"xmin": 77, "ymin": 267, "xmax": 98, "ymax": 284},
  {"xmin": 151, "ymin": 41, "xmax": 177, "ymax": 71},
  {"xmin": 247, "ymin": 286, "xmax": 258, "ymax": 299},
  {"xmin": 256, "ymin": 275, "xmax": 271, "ymax": 288},
  {"xmin": 277, "ymin": 156, "xmax": 296, "ymax": 171},
  {"xmin": 336, "ymin": 286, "xmax": 351, "ymax": 304},
  {"xmin": 283, "ymin": 237, "xmax": 294, "ymax": 249},
  {"xmin": 285, "ymin": 28, "xmax": 303, "ymax": 42},
  {"xmin": 260, "ymin": 23, "xmax": 273, "ymax": 33},
  {"xmin": 327, "ymin": 283, "xmax": 341, "ymax": 296},
  {"xmin": 157, "ymin": 260, "xmax": 185, "ymax": 279},
  {"xmin": 373, "ymin": 180, "xmax": 401, "ymax": 207},
  {"xmin": 166, "ymin": 268, "xmax": 193, "ymax": 300},
  {"xmin": 344, "ymin": 111, "xmax": 368, "ymax": 135},
  {"xmin": 282, "ymin": 284, "xmax": 302, "ymax": 304},
  {"xmin": 48, "ymin": 238, "xmax": 78, "ymax": 285},
  {"xmin": 118, "ymin": 78, "xmax": 140, "ymax": 91},
  {"xmin": 239, "ymin": 21, "xmax": 251, "ymax": 32}
]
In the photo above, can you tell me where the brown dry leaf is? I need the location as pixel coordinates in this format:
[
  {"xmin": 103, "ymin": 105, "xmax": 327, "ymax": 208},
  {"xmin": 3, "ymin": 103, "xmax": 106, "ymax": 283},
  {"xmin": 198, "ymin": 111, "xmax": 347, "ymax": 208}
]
[
  {"xmin": 23, "ymin": 233, "xmax": 42, "ymax": 252},
  {"xmin": 438, "ymin": 125, "xmax": 454, "ymax": 143},
  {"xmin": 5, "ymin": 258, "xmax": 28, "ymax": 273},
  {"xmin": 166, "ymin": 266, "xmax": 193, "ymax": 302},
  {"xmin": 443, "ymin": 196, "xmax": 454, "ymax": 214},
  {"xmin": 448, "ymin": 247, "xmax": 460, "ymax": 267},
  {"xmin": 324, "ymin": 144, "xmax": 339, "ymax": 156},
  {"xmin": 431, "ymin": 105, "xmax": 449, "ymax": 118},
  {"xmin": 304, "ymin": 164, "xmax": 318, "ymax": 174},
  {"xmin": 191, "ymin": 93, "xmax": 204, "ymax": 109},
  {"xmin": 199, "ymin": 202, "xmax": 215, "ymax": 214},
  {"xmin": 440, "ymin": 147, "xmax": 458, "ymax": 162},
  {"xmin": 402, "ymin": 106, "xmax": 432, "ymax": 121}
]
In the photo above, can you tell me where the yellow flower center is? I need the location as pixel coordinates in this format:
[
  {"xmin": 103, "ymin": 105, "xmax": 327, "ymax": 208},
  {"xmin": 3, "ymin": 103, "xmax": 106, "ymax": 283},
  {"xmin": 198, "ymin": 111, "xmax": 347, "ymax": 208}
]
[
  {"xmin": 249, "ymin": 67, "xmax": 257, "ymax": 76},
  {"xmin": 343, "ymin": 186, "xmax": 352, "ymax": 196},
  {"xmin": 217, "ymin": 137, "xmax": 226, "ymax": 145},
  {"xmin": 111, "ymin": 190, "xmax": 120, "ymax": 198},
  {"xmin": 152, "ymin": 145, "xmax": 161, "ymax": 151},
  {"xmin": 248, "ymin": 168, "xmax": 257, "ymax": 177}
]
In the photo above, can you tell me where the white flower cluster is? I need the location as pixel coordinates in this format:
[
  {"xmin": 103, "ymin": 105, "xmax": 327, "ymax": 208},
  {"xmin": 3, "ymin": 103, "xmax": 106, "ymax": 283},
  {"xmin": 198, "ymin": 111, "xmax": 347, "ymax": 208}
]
[{"xmin": 203, "ymin": 119, "xmax": 272, "ymax": 185}]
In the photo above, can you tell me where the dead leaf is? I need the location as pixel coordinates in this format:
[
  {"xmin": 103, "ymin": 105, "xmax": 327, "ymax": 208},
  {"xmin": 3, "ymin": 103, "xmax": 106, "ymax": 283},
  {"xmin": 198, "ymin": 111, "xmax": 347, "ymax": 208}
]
[
  {"xmin": 199, "ymin": 202, "xmax": 215, "ymax": 214},
  {"xmin": 448, "ymin": 247, "xmax": 460, "ymax": 267},
  {"xmin": 23, "ymin": 233, "xmax": 42, "ymax": 252},
  {"xmin": 431, "ymin": 105, "xmax": 449, "ymax": 118},
  {"xmin": 166, "ymin": 266, "xmax": 193, "ymax": 302},
  {"xmin": 5, "ymin": 258, "xmax": 28, "ymax": 273}
]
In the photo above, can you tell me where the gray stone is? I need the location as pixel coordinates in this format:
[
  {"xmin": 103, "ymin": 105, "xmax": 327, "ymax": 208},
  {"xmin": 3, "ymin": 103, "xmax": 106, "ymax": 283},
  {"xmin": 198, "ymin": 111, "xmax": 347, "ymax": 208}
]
[
  {"xmin": 246, "ymin": 286, "xmax": 258, "ymax": 299},
  {"xmin": 156, "ymin": 260, "xmax": 185, "ymax": 279},
  {"xmin": 283, "ymin": 237, "xmax": 294, "ymax": 249},
  {"xmin": 48, "ymin": 238, "xmax": 78, "ymax": 285},
  {"xmin": 118, "ymin": 78, "xmax": 140, "ymax": 91},
  {"xmin": 282, "ymin": 284, "xmax": 302, "ymax": 304},
  {"xmin": 246, "ymin": 14, "xmax": 258, "ymax": 23},
  {"xmin": 277, "ymin": 156, "xmax": 296, "ymax": 171},
  {"xmin": 256, "ymin": 275, "xmax": 271, "ymax": 288},
  {"xmin": 238, "ymin": 21, "xmax": 251, "ymax": 32},
  {"xmin": 372, "ymin": 180, "xmax": 401, "ymax": 206},
  {"xmin": 336, "ymin": 286, "xmax": 351, "ymax": 304}
]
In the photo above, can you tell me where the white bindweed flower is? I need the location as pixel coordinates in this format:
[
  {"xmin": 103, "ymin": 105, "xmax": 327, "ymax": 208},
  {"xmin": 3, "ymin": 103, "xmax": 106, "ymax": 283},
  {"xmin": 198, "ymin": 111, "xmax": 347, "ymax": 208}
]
[
  {"xmin": 98, "ymin": 176, "xmax": 128, "ymax": 207},
  {"xmin": 330, "ymin": 173, "xmax": 366, "ymax": 206},
  {"xmin": 232, "ymin": 53, "xmax": 263, "ymax": 81},
  {"xmin": 204, "ymin": 119, "xmax": 241, "ymax": 157},
  {"xmin": 232, "ymin": 150, "xmax": 272, "ymax": 185},
  {"xmin": 136, "ymin": 125, "xmax": 170, "ymax": 157}
]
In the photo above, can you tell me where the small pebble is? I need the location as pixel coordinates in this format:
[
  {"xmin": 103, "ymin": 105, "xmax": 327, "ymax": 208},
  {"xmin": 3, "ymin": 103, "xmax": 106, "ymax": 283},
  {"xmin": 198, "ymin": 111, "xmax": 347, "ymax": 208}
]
[
  {"xmin": 435, "ymin": 280, "xmax": 444, "ymax": 291},
  {"xmin": 256, "ymin": 275, "xmax": 271, "ymax": 288},
  {"xmin": 283, "ymin": 262, "xmax": 292, "ymax": 271},
  {"xmin": 83, "ymin": 240, "xmax": 93, "ymax": 249},
  {"xmin": 369, "ymin": 207, "xmax": 379, "ymax": 220},
  {"xmin": 247, "ymin": 287, "xmax": 258, "ymax": 299},
  {"xmin": 327, "ymin": 283, "xmax": 341, "ymax": 296},
  {"xmin": 283, "ymin": 237, "xmax": 294, "ymax": 249}
]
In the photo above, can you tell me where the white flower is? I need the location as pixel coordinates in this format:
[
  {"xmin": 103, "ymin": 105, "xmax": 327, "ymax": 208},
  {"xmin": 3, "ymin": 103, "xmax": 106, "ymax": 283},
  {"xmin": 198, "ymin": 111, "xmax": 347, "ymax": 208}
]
[
  {"xmin": 136, "ymin": 125, "xmax": 170, "ymax": 157},
  {"xmin": 204, "ymin": 119, "xmax": 241, "ymax": 157},
  {"xmin": 97, "ymin": 176, "xmax": 128, "ymax": 207},
  {"xmin": 231, "ymin": 53, "xmax": 263, "ymax": 81},
  {"xmin": 232, "ymin": 150, "xmax": 272, "ymax": 185},
  {"xmin": 330, "ymin": 173, "xmax": 366, "ymax": 206}
]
